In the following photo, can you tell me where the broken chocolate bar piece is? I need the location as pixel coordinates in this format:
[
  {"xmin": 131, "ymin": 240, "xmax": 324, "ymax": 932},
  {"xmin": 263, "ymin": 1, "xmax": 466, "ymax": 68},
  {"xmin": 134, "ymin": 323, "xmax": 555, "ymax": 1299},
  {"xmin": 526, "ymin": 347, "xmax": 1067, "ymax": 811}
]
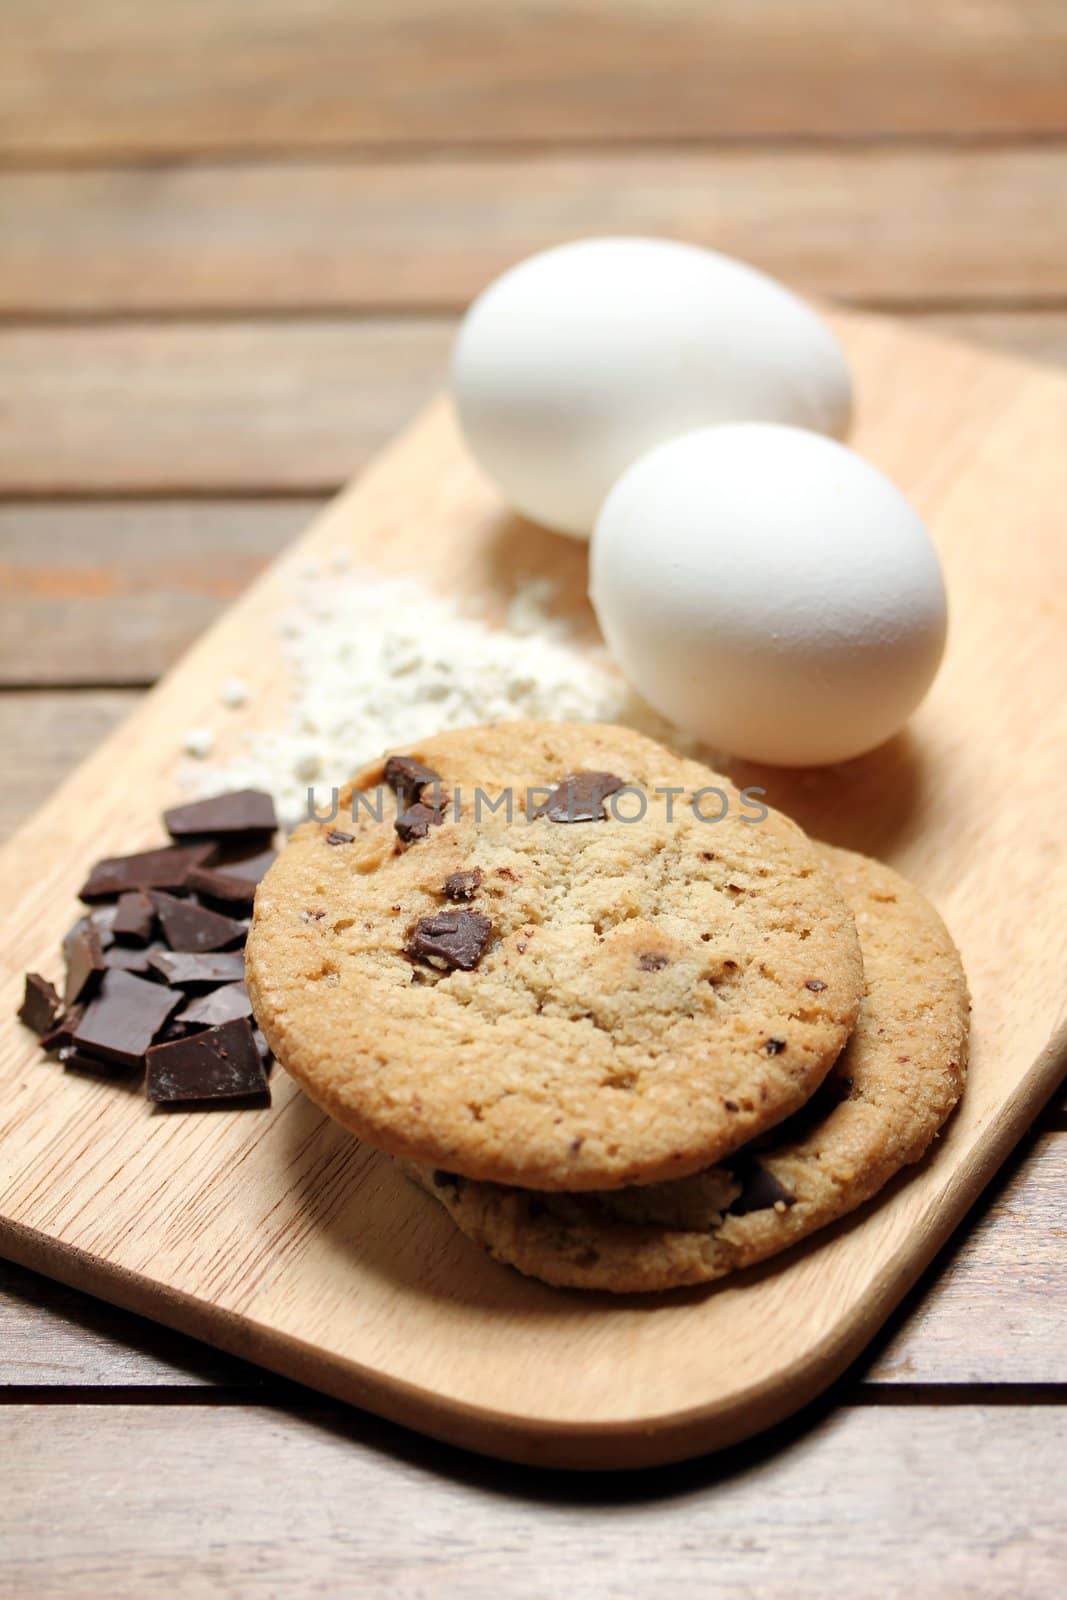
[
  {"xmin": 383, "ymin": 755, "xmax": 441, "ymax": 808},
  {"xmin": 163, "ymin": 789, "xmax": 276, "ymax": 842},
  {"xmin": 175, "ymin": 981, "xmax": 253, "ymax": 1030},
  {"xmin": 111, "ymin": 891, "xmax": 156, "ymax": 945},
  {"xmin": 63, "ymin": 922, "xmax": 107, "ymax": 1008},
  {"xmin": 149, "ymin": 890, "xmax": 245, "ymax": 954},
  {"xmin": 145, "ymin": 1017, "xmax": 269, "ymax": 1105},
  {"xmin": 535, "ymin": 771, "xmax": 625, "ymax": 824},
  {"xmin": 441, "ymin": 868, "xmax": 483, "ymax": 901},
  {"xmin": 147, "ymin": 949, "xmax": 247, "ymax": 988},
  {"xmin": 405, "ymin": 912, "xmax": 493, "ymax": 972},
  {"xmin": 40, "ymin": 1004, "xmax": 85, "ymax": 1055},
  {"xmin": 187, "ymin": 847, "xmax": 275, "ymax": 909},
  {"xmin": 73, "ymin": 968, "xmax": 182, "ymax": 1070},
  {"xmin": 727, "ymin": 1161, "xmax": 796, "ymax": 1216},
  {"xmin": 79, "ymin": 842, "xmax": 215, "ymax": 902},
  {"xmin": 61, "ymin": 1046, "xmax": 132, "ymax": 1079},
  {"xmin": 395, "ymin": 803, "xmax": 445, "ymax": 844},
  {"xmin": 103, "ymin": 941, "xmax": 168, "ymax": 975},
  {"xmin": 18, "ymin": 973, "xmax": 62, "ymax": 1036}
]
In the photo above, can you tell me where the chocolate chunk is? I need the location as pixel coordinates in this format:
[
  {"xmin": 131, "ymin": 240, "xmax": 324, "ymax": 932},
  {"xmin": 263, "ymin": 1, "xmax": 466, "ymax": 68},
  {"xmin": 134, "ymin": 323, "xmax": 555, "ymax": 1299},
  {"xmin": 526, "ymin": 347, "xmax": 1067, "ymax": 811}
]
[
  {"xmin": 150, "ymin": 890, "xmax": 245, "ymax": 954},
  {"xmin": 148, "ymin": 950, "xmax": 247, "ymax": 989},
  {"xmin": 535, "ymin": 771, "xmax": 625, "ymax": 823},
  {"xmin": 145, "ymin": 1018, "xmax": 269, "ymax": 1105},
  {"xmin": 384, "ymin": 755, "xmax": 440, "ymax": 808},
  {"xmin": 163, "ymin": 789, "xmax": 276, "ymax": 842},
  {"xmin": 61, "ymin": 1047, "xmax": 132, "ymax": 1079},
  {"xmin": 395, "ymin": 803, "xmax": 445, "ymax": 844},
  {"xmin": 728, "ymin": 1162, "xmax": 796, "ymax": 1216},
  {"xmin": 405, "ymin": 912, "xmax": 493, "ymax": 972},
  {"xmin": 176, "ymin": 982, "xmax": 253, "ymax": 1030},
  {"xmin": 638, "ymin": 952, "xmax": 670, "ymax": 972},
  {"xmin": 88, "ymin": 905, "xmax": 118, "ymax": 948},
  {"xmin": 40, "ymin": 1004, "xmax": 85, "ymax": 1054},
  {"xmin": 74, "ymin": 968, "xmax": 182, "ymax": 1070},
  {"xmin": 187, "ymin": 847, "xmax": 275, "ymax": 908},
  {"xmin": 326, "ymin": 830, "xmax": 355, "ymax": 846},
  {"xmin": 18, "ymin": 973, "xmax": 62, "ymax": 1036},
  {"xmin": 442, "ymin": 868, "xmax": 483, "ymax": 901},
  {"xmin": 112, "ymin": 891, "xmax": 156, "ymax": 944},
  {"xmin": 805, "ymin": 978, "xmax": 827, "ymax": 992},
  {"xmin": 63, "ymin": 922, "xmax": 107, "ymax": 1008},
  {"xmin": 763, "ymin": 1037, "xmax": 787, "ymax": 1055},
  {"xmin": 79, "ymin": 842, "xmax": 215, "ymax": 902},
  {"xmin": 104, "ymin": 941, "xmax": 168, "ymax": 975}
]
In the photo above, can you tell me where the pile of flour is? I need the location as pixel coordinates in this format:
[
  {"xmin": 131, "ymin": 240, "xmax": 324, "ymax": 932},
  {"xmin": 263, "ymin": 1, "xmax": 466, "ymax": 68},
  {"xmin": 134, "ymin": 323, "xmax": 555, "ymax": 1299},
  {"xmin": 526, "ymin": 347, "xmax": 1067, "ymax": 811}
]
[{"xmin": 189, "ymin": 562, "xmax": 685, "ymax": 823}]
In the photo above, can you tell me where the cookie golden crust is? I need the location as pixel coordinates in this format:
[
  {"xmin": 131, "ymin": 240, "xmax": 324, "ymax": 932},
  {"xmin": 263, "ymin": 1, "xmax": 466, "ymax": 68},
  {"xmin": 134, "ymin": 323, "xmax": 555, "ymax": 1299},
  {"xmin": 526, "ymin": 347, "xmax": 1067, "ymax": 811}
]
[
  {"xmin": 246, "ymin": 721, "xmax": 863, "ymax": 1190},
  {"xmin": 406, "ymin": 846, "xmax": 970, "ymax": 1292}
]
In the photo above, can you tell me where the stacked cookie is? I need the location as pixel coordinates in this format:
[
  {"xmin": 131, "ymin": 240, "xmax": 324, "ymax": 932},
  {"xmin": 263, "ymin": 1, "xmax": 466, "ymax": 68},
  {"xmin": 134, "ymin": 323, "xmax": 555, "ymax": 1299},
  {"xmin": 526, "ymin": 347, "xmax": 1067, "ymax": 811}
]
[{"xmin": 246, "ymin": 722, "xmax": 968, "ymax": 1293}]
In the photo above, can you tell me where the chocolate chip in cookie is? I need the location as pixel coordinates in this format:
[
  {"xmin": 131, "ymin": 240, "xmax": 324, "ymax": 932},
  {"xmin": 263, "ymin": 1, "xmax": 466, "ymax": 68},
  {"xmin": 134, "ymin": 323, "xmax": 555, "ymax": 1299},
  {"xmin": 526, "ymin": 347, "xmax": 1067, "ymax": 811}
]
[
  {"xmin": 405, "ymin": 912, "xmax": 493, "ymax": 972},
  {"xmin": 535, "ymin": 771, "xmax": 625, "ymax": 823},
  {"xmin": 442, "ymin": 868, "xmax": 483, "ymax": 901},
  {"xmin": 395, "ymin": 803, "xmax": 446, "ymax": 844},
  {"xmin": 384, "ymin": 755, "xmax": 441, "ymax": 808}
]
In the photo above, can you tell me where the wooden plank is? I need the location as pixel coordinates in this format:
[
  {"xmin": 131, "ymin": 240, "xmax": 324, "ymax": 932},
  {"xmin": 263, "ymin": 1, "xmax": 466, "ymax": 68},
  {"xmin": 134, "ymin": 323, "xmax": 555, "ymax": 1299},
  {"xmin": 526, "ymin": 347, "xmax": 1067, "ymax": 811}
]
[
  {"xmin": 0, "ymin": 320, "xmax": 451, "ymax": 494},
  {"xmin": 2, "ymin": 2, "xmax": 1066, "ymax": 157},
  {"xmin": 0, "ymin": 503, "xmax": 320, "ymax": 685},
  {"xmin": 3, "ymin": 314, "xmax": 1067, "ymax": 497},
  {"xmin": 0, "ymin": 313, "xmax": 1065, "ymax": 1468},
  {"xmin": 0, "ymin": 1404, "xmax": 1063, "ymax": 1596},
  {"xmin": 3, "ymin": 146, "xmax": 1067, "ymax": 315},
  {"xmin": 1, "ymin": 1132, "xmax": 1062, "ymax": 1390},
  {"xmin": 0, "ymin": 692, "xmax": 139, "ymax": 843}
]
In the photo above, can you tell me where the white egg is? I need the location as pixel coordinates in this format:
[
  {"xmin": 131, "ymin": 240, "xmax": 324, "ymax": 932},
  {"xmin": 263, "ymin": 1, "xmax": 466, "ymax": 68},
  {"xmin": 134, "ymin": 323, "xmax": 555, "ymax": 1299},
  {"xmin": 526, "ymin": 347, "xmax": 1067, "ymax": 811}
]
[
  {"xmin": 450, "ymin": 237, "xmax": 852, "ymax": 539},
  {"xmin": 590, "ymin": 424, "xmax": 947, "ymax": 766}
]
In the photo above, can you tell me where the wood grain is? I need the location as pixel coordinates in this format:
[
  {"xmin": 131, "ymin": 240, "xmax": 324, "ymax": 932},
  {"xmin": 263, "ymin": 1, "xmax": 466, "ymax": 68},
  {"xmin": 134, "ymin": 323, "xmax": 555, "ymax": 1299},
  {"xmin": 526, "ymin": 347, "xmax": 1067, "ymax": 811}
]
[
  {"xmin": 2, "ymin": 1132, "xmax": 1062, "ymax": 1391},
  {"xmin": 0, "ymin": 502, "xmax": 320, "ymax": 685},
  {"xmin": 3, "ymin": 145, "xmax": 1067, "ymax": 315},
  {"xmin": 0, "ymin": 692, "xmax": 139, "ymax": 842},
  {"xmin": 0, "ymin": 312, "xmax": 1064, "ymax": 1467},
  {"xmin": 0, "ymin": 1405, "xmax": 1063, "ymax": 1597},
  {"xmin": 3, "ymin": 1, "xmax": 1067, "ymax": 157},
  {"xmin": 4, "ymin": 313, "xmax": 1067, "ymax": 496}
]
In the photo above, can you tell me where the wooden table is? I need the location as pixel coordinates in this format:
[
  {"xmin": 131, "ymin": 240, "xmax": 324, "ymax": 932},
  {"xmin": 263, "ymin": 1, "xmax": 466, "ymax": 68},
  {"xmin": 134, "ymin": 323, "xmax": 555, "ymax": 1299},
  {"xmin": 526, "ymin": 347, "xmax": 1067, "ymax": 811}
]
[{"xmin": 1, "ymin": 5, "xmax": 1065, "ymax": 1592}]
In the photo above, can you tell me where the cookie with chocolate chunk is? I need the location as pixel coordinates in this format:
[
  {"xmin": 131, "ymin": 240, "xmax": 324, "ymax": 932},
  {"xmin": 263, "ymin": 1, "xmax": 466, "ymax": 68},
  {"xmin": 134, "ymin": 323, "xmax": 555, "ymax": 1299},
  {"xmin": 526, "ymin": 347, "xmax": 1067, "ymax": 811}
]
[
  {"xmin": 405, "ymin": 846, "xmax": 969, "ymax": 1291},
  {"xmin": 246, "ymin": 721, "xmax": 863, "ymax": 1190}
]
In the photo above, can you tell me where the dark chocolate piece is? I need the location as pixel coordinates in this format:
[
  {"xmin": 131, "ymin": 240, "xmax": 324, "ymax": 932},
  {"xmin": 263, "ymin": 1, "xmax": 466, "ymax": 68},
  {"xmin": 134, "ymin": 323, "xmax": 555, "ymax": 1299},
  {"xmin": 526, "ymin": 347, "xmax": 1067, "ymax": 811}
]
[
  {"xmin": 325, "ymin": 830, "xmax": 355, "ymax": 846},
  {"xmin": 763, "ymin": 1037, "xmax": 787, "ymax": 1055},
  {"xmin": 535, "ymin": 771, "xmax": 625, "ymax": 824},
  {"xmin": 405, "ymin": 912, "xmax": 492, "ymax": 972},
  {"xmin": 88, "ymin": 905, "xmax": 118, "ymax": 948},
  {"xmin": 79, "ymin": 842, "xmax": 214, "ymax": 902},
  {"xmin": 187, "ymin": 847, "xmax": 275, "ymax": 908},
  {"xmin": 395, "ymin": 803, "xmax": 445, "ymax": 844},
  {"xmin": 149, "ymin": 890, "xmax": 246, "ymax": 954},
  {"xmin": 383, "ymin": 755, "xmax": 440, "ymax": 808},
  {"xmin": 148, "ymin": 950, "xmax": 247, "ymax": 989},
  {"xmin": 163, "ymin": 789, "xmax": 276, "ymax": 842},
  {"xmin": 61, "ymin": 1047, "xmax": 132, "ymax": 1079},
  {"xmin": 73, "ymin": 968, "xmax": 182, "ymax": 1069},
  {"xmin": 40, "ymin": 1004, "xmax": 85, "ymax": 1054},
  {"xmin": 112, "ymin": 891, "xmax": 156, "ymax": 944},
  {"xmin": 727, "ymin": 1161, "xmax": 796, "ymax": 1216},
  {"xmin": 176, "ymin": 982, "xmax": 253, "ymax": 1030},
  {"xmin": 63, "ymin": 922, "xmax": 107, "ymax": 1008},
  {"xmin": 145, "ymin": 1018, "xmax": 269, "ymax": 1105},
  {"xmin": 103, "ymin": 941, "xmax": 169, "ymax": 975},
  {"xmin": 18, "ymin": 973, "xmax": 62, "ymax": 1035},
  {"xmin": 442, "ymin": 868, "xmax": 483, "ymax": 902}
]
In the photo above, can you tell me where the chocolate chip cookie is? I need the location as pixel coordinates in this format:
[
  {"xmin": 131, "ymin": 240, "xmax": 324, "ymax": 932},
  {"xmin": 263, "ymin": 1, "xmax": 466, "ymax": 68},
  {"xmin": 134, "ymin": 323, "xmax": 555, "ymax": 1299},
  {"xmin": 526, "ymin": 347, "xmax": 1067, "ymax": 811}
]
[
  {"xmin": 405, "ymin": 846, "xmax": 969, "ymax": 1291},
  {"xmin": 246, "ymin": 722, "xmax": 863, "ymax": 1189}
]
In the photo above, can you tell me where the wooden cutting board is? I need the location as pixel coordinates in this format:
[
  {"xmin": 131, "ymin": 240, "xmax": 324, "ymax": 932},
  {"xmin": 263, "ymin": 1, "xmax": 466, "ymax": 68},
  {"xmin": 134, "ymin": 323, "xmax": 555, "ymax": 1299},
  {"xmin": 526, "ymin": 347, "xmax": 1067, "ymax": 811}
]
[{"xmin": 0, "ymin": 309, "xmax": 1064, "ymax": 1471}]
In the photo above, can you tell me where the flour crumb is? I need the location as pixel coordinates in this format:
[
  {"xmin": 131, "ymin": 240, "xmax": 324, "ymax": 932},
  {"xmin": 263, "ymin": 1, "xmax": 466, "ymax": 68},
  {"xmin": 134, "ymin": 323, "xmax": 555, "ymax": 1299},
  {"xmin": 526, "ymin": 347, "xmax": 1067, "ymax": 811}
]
[{"xmin": 190, "ymin": 570, "xmax": 684, "ymax": 822}]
